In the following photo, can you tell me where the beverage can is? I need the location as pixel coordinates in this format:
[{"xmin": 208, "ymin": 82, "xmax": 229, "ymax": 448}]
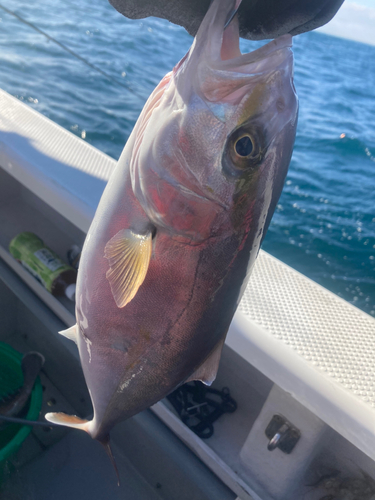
[{"xmin": 9, "ymin": 232, "xmax": 76, "ymax": 295}]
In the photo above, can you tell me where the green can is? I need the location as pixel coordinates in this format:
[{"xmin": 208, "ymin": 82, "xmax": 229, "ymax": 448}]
[{"xmin": 9, "ymin": 232, "xmax": 76, "ymax": 300}]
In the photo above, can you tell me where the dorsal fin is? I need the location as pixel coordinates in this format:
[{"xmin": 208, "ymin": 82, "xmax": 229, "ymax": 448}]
[
  {"xmin": 59, "ymin": 324, "xmax": 78, "ymax": 343},
  {"xmin": 185, "ymin": 338, "xmax": 225, "ymax": 386}
]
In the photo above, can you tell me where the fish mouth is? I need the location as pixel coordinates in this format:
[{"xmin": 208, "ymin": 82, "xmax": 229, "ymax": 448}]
[
  {"xmin": 194, "ymin": 0, "xmax": 293, "ymax": 73},
  {"xmin": 220, "ymin": 30, "xmax": 293, "ymax": 73},
  {"xmin": 180, "ymin": 0, "xmax": 294, "ymax": 106}
]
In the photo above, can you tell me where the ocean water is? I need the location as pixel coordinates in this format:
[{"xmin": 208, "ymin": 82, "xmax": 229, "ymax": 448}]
[{"xmin": 0, "ymin": 0, "xmax": 374, "ymax": 316}]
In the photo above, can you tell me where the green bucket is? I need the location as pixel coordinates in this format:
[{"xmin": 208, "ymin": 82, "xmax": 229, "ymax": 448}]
[{"xmin": 0, "ymin": 342, "xmax": 43, "ymax": 482}]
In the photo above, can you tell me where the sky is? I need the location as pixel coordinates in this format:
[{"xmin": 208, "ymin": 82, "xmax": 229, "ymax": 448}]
[{"xmin": 317, "ymin": 0, "xmax": 375, "ymax": 46}]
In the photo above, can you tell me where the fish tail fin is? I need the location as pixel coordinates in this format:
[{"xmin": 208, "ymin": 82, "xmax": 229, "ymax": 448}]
[
  {"xmin": 44, "ymin": 412, "xmax": 90, "ymax": 432},
  {"xmin": 100, "ymin": 435, "xmax": 120, "ymax": 486},
  {"xmin": 45, "ymin": 413, "xmax": 120, "ymax": 485}
]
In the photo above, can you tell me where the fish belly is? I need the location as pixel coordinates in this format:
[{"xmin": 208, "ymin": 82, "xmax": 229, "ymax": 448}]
[{"xmin": 76, "ymin": 214, "xmax": 243, "ymax": 439}]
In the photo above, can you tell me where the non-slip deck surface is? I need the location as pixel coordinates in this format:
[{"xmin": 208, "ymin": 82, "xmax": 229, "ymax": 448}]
[{"xmin": 241, "ymin": 251, "xmax": 375, "ymax": 409}]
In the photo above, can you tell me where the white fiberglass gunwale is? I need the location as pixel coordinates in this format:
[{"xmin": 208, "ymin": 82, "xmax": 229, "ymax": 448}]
[{"xmin": 0, "ymin": 87, "xmax": 375, "ymax": 463}]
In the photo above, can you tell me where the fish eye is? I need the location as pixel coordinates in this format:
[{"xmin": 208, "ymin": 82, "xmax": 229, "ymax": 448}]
[
  {"xmin": 222, "ymin": 124, "xmax": 265, "ymax": 178},
  {"xmin": 234, "ymin": 135, "xmax": 254, "ymax": 157}
]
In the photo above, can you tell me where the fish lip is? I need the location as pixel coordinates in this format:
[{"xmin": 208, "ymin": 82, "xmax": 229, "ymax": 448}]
[
  {"xmin": 217, "ymin": 34, "xmax": 293, "ymax": 70},
  {"xmin": 199, "ymin": 1, "xmax": 293, "ymax": 70},
  {"xmin": 183, "ymin": 2, "xmax": 294, "ymax": 83}
]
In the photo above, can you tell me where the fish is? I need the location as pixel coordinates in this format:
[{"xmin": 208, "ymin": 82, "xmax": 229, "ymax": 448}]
[
  {"xmin": 46, "ymin": 0, "xmax": 298, "ymax": 456},
  {"xmin": 0, "ymin": 351, "xmax": 44, "ymax": 423}
]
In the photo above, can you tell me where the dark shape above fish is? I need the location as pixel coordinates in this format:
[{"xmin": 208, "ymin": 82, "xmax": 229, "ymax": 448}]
[{"xmin": 108, "ymin": 0, "xmax": 345, "ymax": 40}]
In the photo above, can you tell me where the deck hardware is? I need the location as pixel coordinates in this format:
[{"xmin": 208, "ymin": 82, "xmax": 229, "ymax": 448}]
[
  {"xmin": 265, "ymin": 414, "xmax": 300, "ymax": 453},
  {"xmin": 167, "ymin": 381, "xmax": 237, "ymax": 439},
  {"xmin": 186, "ymin": 402, "xmax": 208, "ymax": 412}
]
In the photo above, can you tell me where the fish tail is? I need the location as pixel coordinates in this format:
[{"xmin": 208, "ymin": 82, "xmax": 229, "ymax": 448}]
[
  {"xmin": 45, "ymin": 413, "xmax": 120, "ymax": 485},
  {"xmin": 100, "ymin": 435, "xmax": 120, "ymax": 486},
  {"xmin": 44, "ymin": 412, "xmax": 90, "ymax": 432}
]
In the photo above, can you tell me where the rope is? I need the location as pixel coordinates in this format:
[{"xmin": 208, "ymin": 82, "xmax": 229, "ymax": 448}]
[{"xmin": 0, "ymin": 413, "xmax": 59, "ymax": 427}]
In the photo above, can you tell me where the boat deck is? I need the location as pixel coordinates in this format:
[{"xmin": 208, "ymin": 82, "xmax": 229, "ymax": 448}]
[
  {"xmin": 0, "ymin": 259, "xmax": 235, "ymax": 500},
  {"xmin": 1, "ymin": 87, "xmax": 375, "ymax": 500}
]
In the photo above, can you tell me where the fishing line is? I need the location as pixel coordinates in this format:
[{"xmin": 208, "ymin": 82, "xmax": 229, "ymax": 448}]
[
  {"xmin": 0, "ymin": 414, "xmax": 59, "ymax": 427},
  {"xmin": 0, "ymin": 3, "xmax": 144, "ymax": 100}
]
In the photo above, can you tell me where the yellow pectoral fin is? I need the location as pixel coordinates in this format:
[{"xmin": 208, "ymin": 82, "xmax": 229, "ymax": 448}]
[{"xmin": 104, "ymin": 229, "xmax": 152, "ymax": 308}]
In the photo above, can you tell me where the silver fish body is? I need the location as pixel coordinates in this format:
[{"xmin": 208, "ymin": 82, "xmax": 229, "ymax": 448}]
[{"xmin": 46, "ymin": 0, "xmax": 298, "ymax": 444}]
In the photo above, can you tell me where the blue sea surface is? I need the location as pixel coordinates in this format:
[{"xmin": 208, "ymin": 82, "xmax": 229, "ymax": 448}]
[{"xmin": 0, "ymin": 0, "xmax": 374, "ymax": 316}]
